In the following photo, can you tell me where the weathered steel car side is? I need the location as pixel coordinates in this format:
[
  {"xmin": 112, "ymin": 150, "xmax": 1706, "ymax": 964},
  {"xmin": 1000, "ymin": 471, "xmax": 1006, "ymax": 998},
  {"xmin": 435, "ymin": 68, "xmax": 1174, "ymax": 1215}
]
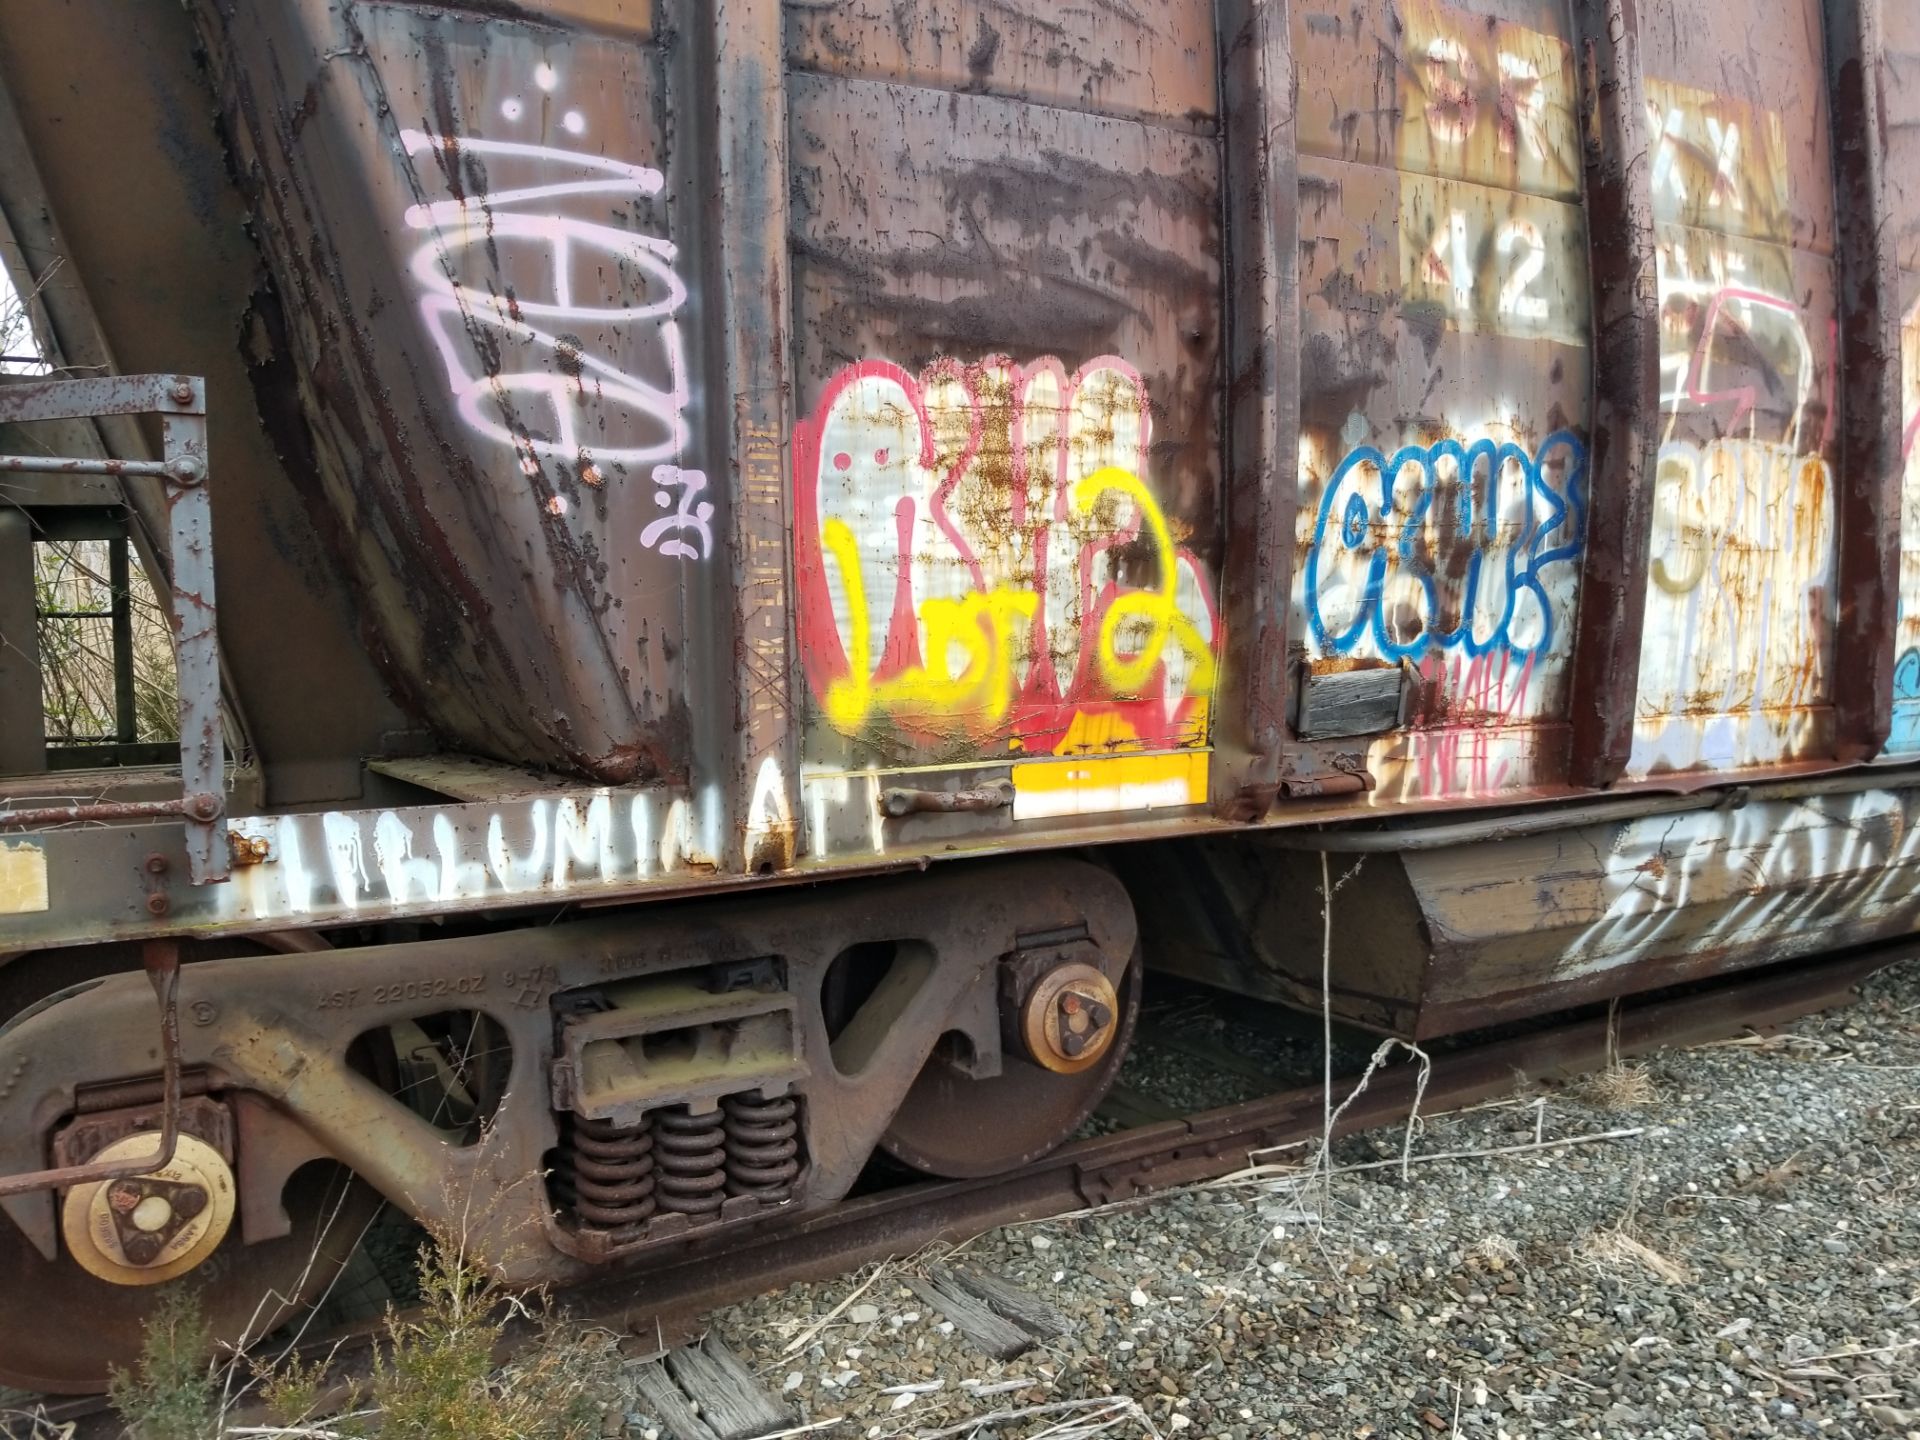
[{"xmin": 0, "ymin": 0, "xmax": 1915, "ymax": 1394}]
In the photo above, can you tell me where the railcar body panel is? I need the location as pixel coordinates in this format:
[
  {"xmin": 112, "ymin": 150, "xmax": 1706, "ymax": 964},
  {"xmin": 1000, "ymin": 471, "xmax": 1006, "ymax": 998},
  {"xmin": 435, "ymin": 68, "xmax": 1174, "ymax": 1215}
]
[{"xmin": 0, "ymin": 0, "xmax": 1917, "ymax": 1022}]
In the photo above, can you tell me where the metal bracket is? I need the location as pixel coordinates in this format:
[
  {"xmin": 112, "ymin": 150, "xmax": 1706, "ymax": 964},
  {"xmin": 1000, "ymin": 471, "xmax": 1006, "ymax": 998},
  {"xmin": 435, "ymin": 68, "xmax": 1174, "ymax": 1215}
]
[
  {"xmin": 0, "ymin": 374, "xmax": 227, "ymax": 883},
  {"xmin": 0, "ymin": 939, "xmax": 182, "ymax": 1202},
  {"xmin": 879, "ymin": 780, "xmax": 1015, "ymax": 818}
]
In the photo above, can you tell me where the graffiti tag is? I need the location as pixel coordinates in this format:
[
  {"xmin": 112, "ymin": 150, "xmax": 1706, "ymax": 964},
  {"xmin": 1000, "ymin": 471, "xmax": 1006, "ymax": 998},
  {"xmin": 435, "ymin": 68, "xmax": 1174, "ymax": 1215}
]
[
  {"xmin": 793, "ymin": 356, "xmax": 1218, "ymax": 756},
  {"xmin": 1304, "ymin": 430, "xmax": 1587, "ymax": 663},
  {"xmin": 1630, "ymin": 216, "xmax": 1838, "ymax": 771}
]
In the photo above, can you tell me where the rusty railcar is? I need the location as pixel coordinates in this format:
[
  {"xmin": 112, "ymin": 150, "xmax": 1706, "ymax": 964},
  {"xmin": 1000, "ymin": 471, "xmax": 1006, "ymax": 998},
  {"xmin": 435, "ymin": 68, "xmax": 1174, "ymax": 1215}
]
[{"xmin": 0, "ymin": 0, "xmax": 1917, "ymax": 1393}]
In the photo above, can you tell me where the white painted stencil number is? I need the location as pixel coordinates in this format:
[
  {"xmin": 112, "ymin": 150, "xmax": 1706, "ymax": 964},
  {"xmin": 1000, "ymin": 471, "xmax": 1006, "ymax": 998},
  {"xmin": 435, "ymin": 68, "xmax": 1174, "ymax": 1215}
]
[
  {"xmin": 1496, "ymin": 219, "xmax": 1548, "ymax": 321},
  {"xmin": 1427, "ymin": 211, "xmax": 1475, "ymax": 311},
  {"xmin": 1425, "ymin": 210, "xmax": 1551, "ymax": 324}
]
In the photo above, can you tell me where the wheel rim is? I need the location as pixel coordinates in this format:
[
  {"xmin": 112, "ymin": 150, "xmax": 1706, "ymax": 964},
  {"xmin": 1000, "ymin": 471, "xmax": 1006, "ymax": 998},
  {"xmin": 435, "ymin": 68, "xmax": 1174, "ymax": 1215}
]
[{"xmin": 878, "ymin": 953, "xmax": 1141, "ymax": 1178}]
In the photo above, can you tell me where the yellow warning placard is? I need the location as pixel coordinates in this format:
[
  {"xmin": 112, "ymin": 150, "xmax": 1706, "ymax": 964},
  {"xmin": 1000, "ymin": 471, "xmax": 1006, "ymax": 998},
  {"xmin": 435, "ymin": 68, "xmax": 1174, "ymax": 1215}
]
[{"xmin": 1010, "ymin": 752, "xmax": 1209, "ymax": 822}]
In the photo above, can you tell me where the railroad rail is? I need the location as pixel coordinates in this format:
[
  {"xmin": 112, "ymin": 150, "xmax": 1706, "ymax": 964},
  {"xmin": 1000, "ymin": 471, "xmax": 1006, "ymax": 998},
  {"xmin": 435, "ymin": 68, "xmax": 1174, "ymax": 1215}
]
[{"xmin": 14, "ymin": 940, "xmax": 1899, "ymax": 1438}]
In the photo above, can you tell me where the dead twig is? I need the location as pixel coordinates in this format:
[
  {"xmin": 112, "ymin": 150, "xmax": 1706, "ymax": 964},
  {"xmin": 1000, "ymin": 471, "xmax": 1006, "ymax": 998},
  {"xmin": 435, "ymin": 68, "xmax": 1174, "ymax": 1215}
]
[
  {"xmin": 778, "ymin": 1262, "xmax": 893, "ymax": 1358},
  {"xmin": 1221, "ymin": 1126, "xmax": 1646, "ymax": 1188}
]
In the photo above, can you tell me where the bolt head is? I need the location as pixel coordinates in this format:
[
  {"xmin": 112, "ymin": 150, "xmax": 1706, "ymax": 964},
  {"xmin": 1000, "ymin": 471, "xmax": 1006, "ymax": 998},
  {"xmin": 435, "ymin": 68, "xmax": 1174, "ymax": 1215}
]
[
  {"xmin": 145, "ymin": 893, "xmax": 171, "ymax": 917},
  {"xmin": 144, "ymin": 853, "xmax": 169, "ymax": 875},
  {"xmin": 169, "ymin": 380, "xmax": 195, "ymax": 404},
  {"xmin": 1058, "ymin": 989, "xmax": 1110, "ymax": 1033}
]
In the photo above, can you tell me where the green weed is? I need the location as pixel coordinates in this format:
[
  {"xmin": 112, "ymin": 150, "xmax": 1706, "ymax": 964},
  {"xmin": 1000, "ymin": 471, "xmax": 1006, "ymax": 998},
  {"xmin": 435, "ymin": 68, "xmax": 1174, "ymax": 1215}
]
[{"xmin": 107, "ymin": 1288, "xmax": 219, "ymax": 1440}]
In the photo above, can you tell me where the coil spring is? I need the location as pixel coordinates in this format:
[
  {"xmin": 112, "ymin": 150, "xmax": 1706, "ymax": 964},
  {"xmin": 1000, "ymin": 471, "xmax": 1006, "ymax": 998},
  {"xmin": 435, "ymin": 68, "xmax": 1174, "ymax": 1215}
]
[
  {"xmin": 723, "ymin": 1093, "xmax": 801, "ymax": 1201},
  {"xmin": 654, "ymin": 1106, "xmax": 727, "ymax": 1216},
  {"xmin": 561, "ymin": 1115, "xmax": 656, "ymax": 1229}
]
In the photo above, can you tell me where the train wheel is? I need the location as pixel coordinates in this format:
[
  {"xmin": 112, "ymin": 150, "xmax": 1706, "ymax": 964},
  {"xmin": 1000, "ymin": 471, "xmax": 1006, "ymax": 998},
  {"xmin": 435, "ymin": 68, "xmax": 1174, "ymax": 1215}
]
[
  {"xmin": 0, "ymin": 945, "xmax": 383, "ymax": 1396},
  {"xmin": 879, "ymin": 950, "xmax": 1141, "ymax": 1178},
  {"xmin": 0, "ymin": 1159, "xmax": 378, "ymax": 1395}
]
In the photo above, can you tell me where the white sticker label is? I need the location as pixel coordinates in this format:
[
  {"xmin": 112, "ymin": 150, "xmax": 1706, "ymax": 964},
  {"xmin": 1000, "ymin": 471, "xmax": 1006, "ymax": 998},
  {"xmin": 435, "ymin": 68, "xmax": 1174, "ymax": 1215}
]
[{"xmin": 0, "ymin": 841, "xmax": 49, "ymax": 915}]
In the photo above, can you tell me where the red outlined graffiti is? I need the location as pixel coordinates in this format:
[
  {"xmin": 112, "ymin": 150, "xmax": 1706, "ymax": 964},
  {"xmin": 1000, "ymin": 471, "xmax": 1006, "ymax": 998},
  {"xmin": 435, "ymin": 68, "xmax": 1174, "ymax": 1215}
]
[{"xmin": 793, "ymin": 355, "xmax": 1219, "ymax": 757}]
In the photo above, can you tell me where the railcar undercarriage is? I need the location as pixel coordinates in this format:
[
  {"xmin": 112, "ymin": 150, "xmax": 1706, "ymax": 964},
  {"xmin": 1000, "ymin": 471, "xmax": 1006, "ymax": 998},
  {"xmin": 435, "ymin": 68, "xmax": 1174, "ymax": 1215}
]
[{"xmin": 0, "ymin": 859, "xmax": 1139, "ymax": 1393}]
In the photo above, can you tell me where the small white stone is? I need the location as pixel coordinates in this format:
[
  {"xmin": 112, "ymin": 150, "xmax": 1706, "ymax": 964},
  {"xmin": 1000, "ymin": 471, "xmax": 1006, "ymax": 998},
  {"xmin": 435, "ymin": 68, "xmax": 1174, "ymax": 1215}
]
[
  {"xmin": 849, "ymin": 1303, "xmax": 881, "ymax": 1324},
  {"xmin": 938, "ymin": 1321, "xmax": 955, "ymax": 1334},
  {"xmin": 832, "ymin": 1369, "xmax": 859, "ymax": 1387},
  {"xmin": 1052, "ymin": 1270, "xmax": 1066, "ymax": 1283},
  {"xmin": 891, "ymin": 1391, "xmax": 917, "ymax": 1411},
  {"xmin": 1130, "ymin": 1289, "xmax": 1150, "ymax": 1306},
  {"xmin": 845, "ymin": 1347, "xmax": 863, "ymax": 1359},
  {"xmin": 901, "ymin": 1311, "xmax": 921, "ymax": 1323},
  {"xmin": 1030, "ymin": 1234, "xmax": 1053, "ymax": 1250},
  {"xmin": 1170, "ymin": 1414, "xmax": 1192, "ymax": 1431},
  {"xmin": 783, "ymin": 1372, "xmax": 803, "ymax": 1392}
]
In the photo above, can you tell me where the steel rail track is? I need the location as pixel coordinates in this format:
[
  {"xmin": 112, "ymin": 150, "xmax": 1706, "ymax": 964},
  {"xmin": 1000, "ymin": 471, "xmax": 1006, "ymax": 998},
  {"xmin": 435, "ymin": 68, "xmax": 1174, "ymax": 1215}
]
[
  {"xmin": 26, "ymin": 941, "xmax": 1904, "ymax": 1437},
  {"xmin": 567, "ymin": 942, "xmax": 1901, "ymax": 1336}
]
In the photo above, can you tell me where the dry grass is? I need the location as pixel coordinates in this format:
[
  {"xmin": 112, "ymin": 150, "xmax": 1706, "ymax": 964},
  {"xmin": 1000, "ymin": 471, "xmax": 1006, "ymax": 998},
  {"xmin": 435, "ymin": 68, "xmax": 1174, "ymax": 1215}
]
[
  {"xmin": 1575, "ymin": 1001, "xmax": 1659, "ymax": 1110},
  {"xmin": 34, "ymin": 539, "xmax": 179, "ymax": 745},
  {"xmin": 110, "ymin": 1224, "xmax": 615, "ymax": 1440},
  {"xmin": 1740, "ymin": 1151, "xmax": 1807, "ymax": 1198},
  {"xmin": 1575, "ymin": 1060, "xmax": 1658, "ymax": 1111},
  {"xmin": 1576, "ymin": 1226, "xmax": 1693, "ymax": 1286},
  {"xmin": 1574, "ymin": 1160, "xmax": 1691, "ymax": 1287},
  {"xmin": 1702, "ymin": 1031, "xmax": 1835, "ymax": 1056},
  {"xmin": 1468, "ymin": 1234, "xmax": 1522, "ymax": 1273}
]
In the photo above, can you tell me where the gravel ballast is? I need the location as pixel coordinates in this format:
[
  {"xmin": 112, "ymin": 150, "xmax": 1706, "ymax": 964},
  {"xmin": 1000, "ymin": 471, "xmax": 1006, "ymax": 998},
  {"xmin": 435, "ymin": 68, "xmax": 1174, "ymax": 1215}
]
[{"xmin": 657, "ymin": 958, "xmax": 1920, "ymax": 1440}]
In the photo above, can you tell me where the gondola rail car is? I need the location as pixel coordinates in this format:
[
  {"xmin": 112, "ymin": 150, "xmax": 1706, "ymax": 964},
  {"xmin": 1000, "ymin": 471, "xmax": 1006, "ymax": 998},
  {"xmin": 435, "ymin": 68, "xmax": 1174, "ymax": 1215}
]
[{"xmin": 0, "ymin": 0, "xmax": 1916, "ymax": 1394}]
